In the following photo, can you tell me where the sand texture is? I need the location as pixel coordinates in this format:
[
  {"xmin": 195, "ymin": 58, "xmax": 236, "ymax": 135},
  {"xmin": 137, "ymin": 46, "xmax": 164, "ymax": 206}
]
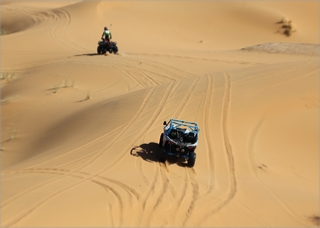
[{"xmin": 1, "ymin": 1, "xmax": 319, "ymax": 227}]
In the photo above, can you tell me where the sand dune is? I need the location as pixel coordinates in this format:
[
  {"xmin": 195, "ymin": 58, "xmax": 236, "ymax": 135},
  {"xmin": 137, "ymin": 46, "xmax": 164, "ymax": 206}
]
[{"xmin": 1, "ymin": 1, "xmax": 319, "ymax": 227}]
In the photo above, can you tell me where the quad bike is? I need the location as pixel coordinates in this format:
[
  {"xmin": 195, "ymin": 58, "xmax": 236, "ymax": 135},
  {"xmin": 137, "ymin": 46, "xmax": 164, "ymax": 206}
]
[
  {"xmin": 158, "ymin": 118, "xmax": 199, "ymax": 167},
  {"xmin": 97, "ymin": 39, "xmax": 118, "ymax": 54}
]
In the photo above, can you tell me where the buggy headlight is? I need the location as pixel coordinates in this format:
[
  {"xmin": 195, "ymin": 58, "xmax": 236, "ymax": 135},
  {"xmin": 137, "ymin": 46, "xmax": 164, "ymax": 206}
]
[{"xmin": 181, "ymin": 149, "xmax": 185, "ymax": 152}]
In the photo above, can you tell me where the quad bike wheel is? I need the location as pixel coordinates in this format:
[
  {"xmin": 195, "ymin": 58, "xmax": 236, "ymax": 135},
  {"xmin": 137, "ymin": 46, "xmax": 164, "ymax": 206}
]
[
  {"xmin": 97, "ymin": 46, "xmax": 107, "ymax": 55},
  {"xmin": 97, "ymin": 46, "xmax": 101, "ymax": 54},
  {"xmin": 112, "ymin": 46, "xmax": 118, "ymax": 54}
]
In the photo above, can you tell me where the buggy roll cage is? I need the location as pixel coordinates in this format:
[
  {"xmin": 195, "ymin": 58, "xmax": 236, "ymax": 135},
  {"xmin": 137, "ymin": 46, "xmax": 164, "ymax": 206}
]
[{"xmin": 163, "ymin": 118, "xmax": 200, "ymax": 133}]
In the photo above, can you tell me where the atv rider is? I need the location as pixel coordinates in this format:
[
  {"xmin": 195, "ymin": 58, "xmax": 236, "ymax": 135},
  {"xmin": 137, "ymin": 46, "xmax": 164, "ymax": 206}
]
[{"xmin": 101, "ymin": 26, "xmax": 112, "ymax": 44}]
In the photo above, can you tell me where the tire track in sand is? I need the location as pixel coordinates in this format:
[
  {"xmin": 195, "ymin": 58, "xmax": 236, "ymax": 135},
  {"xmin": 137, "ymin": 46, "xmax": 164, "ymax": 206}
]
[
  {"xmin": 55, "ymin": 9, "xmax": 91, "ymax": 52},
  {"xmin": 165, "ymin": 75, "xmax": 202, "ymax": 226},
  {"xmin": 2, "ymin": 126, "xmax": 127, "ymax": 208},
  {"xmin": 126, "ymin": 54, "xmax": 196, "ymax": 80},
  {"xmin": 141, "ymin": 164, "xmax": 171, "ymax": 227},
  {"xmin": 199, "ymin": 72, "xmax": 238, "ymax": 225},
  {"xmin": 141, "ymin": 75, "xmax": 203, "ymax": 226},
  {"xmin": 48, "ymin": 9, "xmax": 85, "ymax": 52},
  {"xmin": 132, "ymin": 147, "xmax": 150, "ymax": 187},
  {"xmin": 104, "ymin": 81, "xmax": 176, "ymax": 172},
  {"xmin": 219, "ymin": 72, "xmax": 237, "ymax": 205},
  {"xmin": 118, "ymin": 59, "xmax": 160, "ymax": 86},
  {"xmin": 2, "ymin": 87, "xmax": 155, "ymax": 180},
  {"xmin": 170, "ymin": 168, "xmax": 199, "ymax": 226},
  {"xmin": 171, "ymin": 75, "xmax": 202, "ymax": 117},
  {"xmin": 201, "ymin": 74, "xmax": 216, "ymax": 194},
  {"xmin": 133, "ymin": 80, "xmax": 187, "ymax": 226},
  {"xmin": 181, "ymin": 168, "xmax": 200, "ymax": 226},
  {"xmin": 2, "ymin": 168, "xmax": 140, "ymax": 206},
  {"xmin": 2, "ymin": 88, "xmax": 158, "ymax": 226},
  {"xmin": 1, "ymin": 123, "xmax": 126, "ymax": 184},
  {"xmin": 134, "ymin": 164, "xmax": 159, "ymax": 226},
  {"xmin": 2, "ymin": 169, "xmax": 127, "ymax": 227},
  {"xmin": 109, "ymin": 59, "xmax": 152, "ymax": 89},
  {"xmin": 147, "ymin": 75, "xmax": 202, "ymax": 226}
]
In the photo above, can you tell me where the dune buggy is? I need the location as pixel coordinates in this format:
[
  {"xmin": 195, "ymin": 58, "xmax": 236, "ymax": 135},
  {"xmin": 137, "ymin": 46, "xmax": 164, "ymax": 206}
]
[{"xmin": 158, "ymin": 118, "xmax": 199, "ymax": 167}]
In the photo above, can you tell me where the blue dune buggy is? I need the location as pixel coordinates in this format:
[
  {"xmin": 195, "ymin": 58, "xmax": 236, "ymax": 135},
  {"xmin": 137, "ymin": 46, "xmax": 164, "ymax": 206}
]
[{"xmin": 158, "ymin": 118, "xmax": 199, "ymax": 167}]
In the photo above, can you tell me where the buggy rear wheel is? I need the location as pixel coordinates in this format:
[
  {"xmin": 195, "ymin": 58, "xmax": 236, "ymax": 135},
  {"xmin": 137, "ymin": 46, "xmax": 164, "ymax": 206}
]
[
  {"xmin": 159, "ymin": 149, "xmax": 166, "ymax": 163},
  {"xmin": 159, "ymin": 133, "xmax": 164, "ymax": 148}
]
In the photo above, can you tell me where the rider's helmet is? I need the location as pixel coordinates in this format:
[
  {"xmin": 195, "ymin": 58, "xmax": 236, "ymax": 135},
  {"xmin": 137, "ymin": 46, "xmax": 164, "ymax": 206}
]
[{"xmin": 104, "ymin": 26, "xmax": 108, "ymax": 30}]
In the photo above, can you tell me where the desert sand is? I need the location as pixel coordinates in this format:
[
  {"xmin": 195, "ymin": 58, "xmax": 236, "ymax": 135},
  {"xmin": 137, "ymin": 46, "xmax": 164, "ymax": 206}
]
[{"xmin": 1, "ymin": 1, "xmax": 319, "ymax": 227}]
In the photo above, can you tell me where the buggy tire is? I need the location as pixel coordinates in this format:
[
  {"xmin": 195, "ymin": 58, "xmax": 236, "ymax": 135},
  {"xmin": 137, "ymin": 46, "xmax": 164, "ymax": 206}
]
[
  {"xmin": 159, "ymin": 150, "xmax": 166, "ymax": 163},
  {"xmin": 187, "ymin": 152, "xmax": 196, "ymax": 167},
  {"xmin": 159, "ymin": 133, "xmax": 164, "ymax": 148}
]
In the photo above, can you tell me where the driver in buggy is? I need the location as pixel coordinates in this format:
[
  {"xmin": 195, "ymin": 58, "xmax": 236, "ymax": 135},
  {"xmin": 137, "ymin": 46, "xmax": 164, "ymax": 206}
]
[{"xmin": 167, "ymin": 128, "xmax": 196, "ymax": 144}]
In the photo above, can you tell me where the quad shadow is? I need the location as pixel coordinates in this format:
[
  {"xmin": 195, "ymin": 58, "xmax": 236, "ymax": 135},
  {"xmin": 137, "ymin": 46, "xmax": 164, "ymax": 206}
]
[
  {"xmin": 73, "ymin": 53, "xmax": 120, "ymax": 57},
  {"xmin": 74, "ymin": 53, "xmax": 100, "ymax": 57},
  {"xmin": 130, "ymin": 142, "xmax": 161, "ymax": 163}
]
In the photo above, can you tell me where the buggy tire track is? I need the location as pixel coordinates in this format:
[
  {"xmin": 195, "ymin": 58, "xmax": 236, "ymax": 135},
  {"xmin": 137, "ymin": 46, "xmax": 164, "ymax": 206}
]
[
  {"xmin": 199, "ymin": 72, "xmax": 237, "ymax": 225},
  {"xmin": 221, "ymin": 72, "xmax": 237, "ymax": 202},
  {"xmin": 201, "ymin": 74, "xmax": 215, "ymax": 193},
  {"xmin": 119, "ymin": 59, "xmax": 160, "ymax": 86},
  {"xmin": 1, "ymin": 88, "xmax": 159, "ymax": 225},
  {"xmin": 127, "ymin": 54, "xmax": 196, "ymax": 80},
  {"xmin": 172, "ymin": 75, "xmax": 202, "ymax": 117},
  {"xmin": 182, "ymin": 168, "xmax": 200, "ymax": 226},
  {"xmin": 104, "ymin": 80, "xmax": 180, "ymax": 173},
  {"xmin": 2, "ymin": 169, "xmax": 126, "ymax": 227}
]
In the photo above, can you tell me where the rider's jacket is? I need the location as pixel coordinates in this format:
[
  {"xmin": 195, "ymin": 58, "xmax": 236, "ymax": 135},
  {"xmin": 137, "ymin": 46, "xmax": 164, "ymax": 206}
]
[{"xmin": 102, "ymin": 30, "xmax": 112, "ymax": 40}]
